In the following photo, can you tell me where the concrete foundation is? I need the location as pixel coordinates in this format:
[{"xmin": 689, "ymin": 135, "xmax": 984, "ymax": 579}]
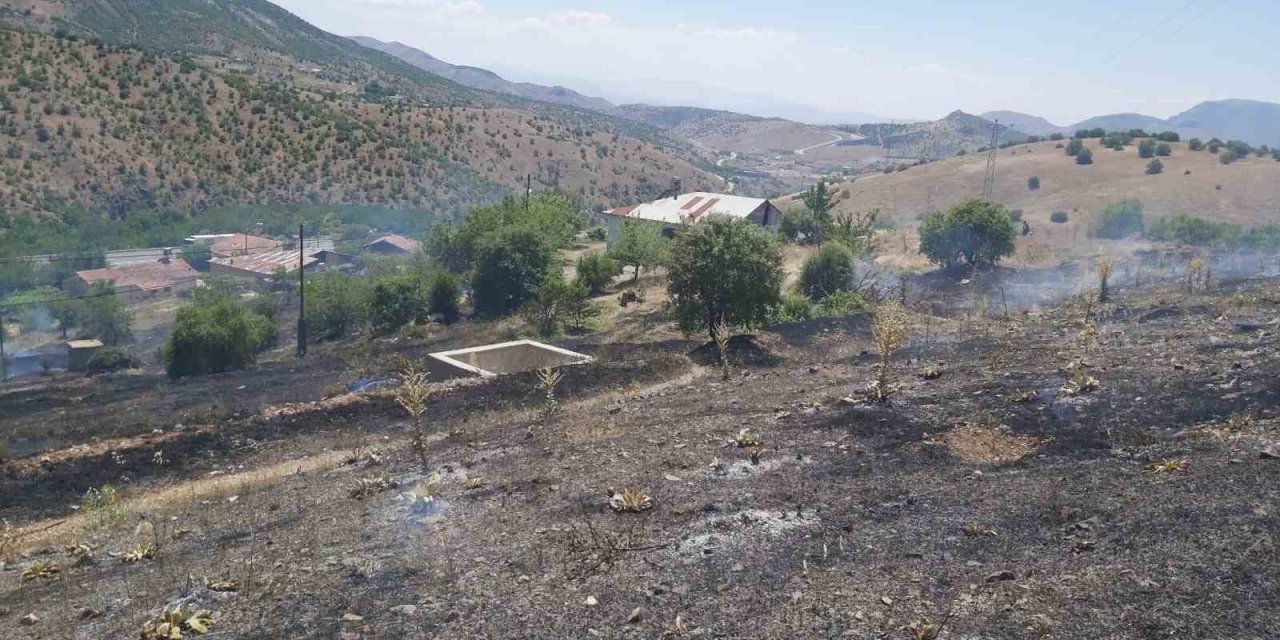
[{"xmin": 426, "ymin": 340, "xmax": 592, "ymax": 381}]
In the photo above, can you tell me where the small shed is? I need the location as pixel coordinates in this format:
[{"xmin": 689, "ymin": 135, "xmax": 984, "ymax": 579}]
[{"xmin": 66, "ymin": 339, "xmax": 104, "ymax": 372}]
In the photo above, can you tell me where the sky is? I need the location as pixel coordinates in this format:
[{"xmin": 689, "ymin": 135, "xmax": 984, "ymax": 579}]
[{"xmin": 273, "ymin": 0, "xmax": 1280, "ymax": 124}]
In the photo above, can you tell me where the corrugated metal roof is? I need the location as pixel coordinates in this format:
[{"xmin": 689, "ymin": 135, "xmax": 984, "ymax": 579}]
[
  {"xmin": 208, "ymin": 234, "xmax": 280, "ymax": 257},
  {"xmin": 210, "ymin": 250, "xmax": 319, "ymax": 276},
  {"xmin": 604, "ymin": 192, "xmax": 769, "ymax": 225},
  {"xmin": 365, "ymin": 233, "xmax": 421, "ymax": 252},
  {"xmin": 76, "ymin": 259, "xmax": 199, "ymax": 291}
]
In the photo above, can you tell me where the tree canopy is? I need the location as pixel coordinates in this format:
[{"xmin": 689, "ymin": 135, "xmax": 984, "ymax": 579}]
[
  {"xmin": 665, "ymin": 217, "xmax": 783, "ymax": 338},
  {"xmin": 917, "ymin": 199, "xmax": 1017, "ymax": 270}
]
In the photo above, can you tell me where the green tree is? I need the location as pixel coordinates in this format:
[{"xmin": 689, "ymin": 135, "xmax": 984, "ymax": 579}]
[
  {"xmin": 163, "ymin": 291, "xmax": 277, "ymax": 379},
  {"xmin": 574, "ymin": 252, "xmax": 617, "ymax": 295},
  {"xmin": 520, "ymin": 275, "xmax": 596, "ymax": 337},
  {"xmin": 369, "ymin": 275, "xmax": 425, "ymax": 334},
  {"xmin": 799, "ymin": 243, "xmax": 858, "ymax": 301},
  {"xmin": 1154, "ymin": 143, "xmax": 1172, "ymax": 157},
  {"xmin": 1145, "ymin": 158, "xmax": 1164, "ymax": 175},
  {"xmin": 79, "ymin": 282, "xmax": 131, "ymax": 346},
  {"xmin": 666, "ymin": 217, "xmax": 783, "ymax": 339},
  {"xmin": 1188, "ymin": 138, "xmax": 1204, "ymax": 151},
  {"xmin": 1076, "ymin": 148, "xmax": 1094, "ymax": 165},
  {"xmin": 472, "ymin": 228, "xmax": 555, "ymax": 318},
  {"xmin": 802, "ymin": 181, "xmax": 836, "ymax": 221},
  {"xmin": 1094, "ymin": 200, "xmax": 1145, "ymax": 238},
  {"xmin": 608, "ymin": 219, "xmax": 665, "ymax": 282},
  {"xmin": 427, "ymin": 271, "xmax": 461, "ymax": 323},
  {"xmin": 917, "ymin": 199, "xmax": 1017, "ymax": 270},
  {"xmin": 1065, "ymin": 138, "xmax": 1084, "ymax": 156},
  {"xmin": 1138, "ymin": 139, "xmax": 1156, "ymax": 158},
  {"xmin": 305, "ymin": 272, "xmax": 367, "ymax": 341},
  {"xmin": 439, "ymin": 192, "xmax": 585, "ymax": 272},
  {"xmin": 1027, "ymin": 176, "xmax": 1040, "ymax": 190}
]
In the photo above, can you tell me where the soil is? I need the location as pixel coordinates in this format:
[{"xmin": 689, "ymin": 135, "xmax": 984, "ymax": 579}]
[{"xmin": 1, "ymin": 278, "xmax": 1278, "ymax": 639}]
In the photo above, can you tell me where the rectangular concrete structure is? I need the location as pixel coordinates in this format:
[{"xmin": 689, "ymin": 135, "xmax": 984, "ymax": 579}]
[{"xmin": 425, "ymin": 340, "xmax": 593, "ymax": 382}]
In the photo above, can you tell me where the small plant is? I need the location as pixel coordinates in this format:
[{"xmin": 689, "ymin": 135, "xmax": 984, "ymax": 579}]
[
  {"xmin": 868, "ymin": 301, "xmax": 908, "ymax": 402},
  {"xmin": 1148, "ymin": 459, "xmax": 1189, "ymax": 474},
  {"xmin": 609, "ymin": 487, "xmax": 653, "ymax": 513},
  {"xmin": 1059, "ymin": 362, "xmax": 1099, "ymax": 397},
  {"xmin": 82, "ymin": 484, "xmax": 124, "ymax": 532},
  {"xmin": 349, "ymin": 475, "xmax": 397, "ymax": 499},
  {"xmin": 1011, "ymin": 390, "xmax": 1038, "ymax": 404},
  {"xmin": 734, "ymin": 428, "xmax": 763, "ymax": 448},
  {"xmin": 1097, "ymin": 257, "xmax": 1114, "ymax": 303},
  {"xmin": 395, "ymin": 366, "xmax": 432, "ymax": 471},
  {"xmin": 139, "ymin": 605, "xmax": 214, "ymax": 639},
  {"xmin": 1225, "ymin": 412, "xmax": 1255, "ymax": 431},
  {"xmin": 21, "ymin": 560, "xmax": 61, "ymax": 581},
  {"xmin": 712, "ymin": 318, "xmax": 732, "ymax": 382},
  {"xmin": 64, "ymin": 542, "xmax": 95, "ymax": 558},
  {"xmin": 918, "ymin": 363, "xmax": 942, "ymax": 380},
  {"xmin": 906, "ymin": 619, "xmax": 942, "ymax": 640},
  {"xmin": 1185, "ymin": 256, "xmax": 1207, "ymax": 292},
  {"xmin": 121, "ymin": 544, "xmax": 156, "ymax": 564},
  {"xmin": 536, "ymin": 366, "xmax": 564, "ymax": 425}
]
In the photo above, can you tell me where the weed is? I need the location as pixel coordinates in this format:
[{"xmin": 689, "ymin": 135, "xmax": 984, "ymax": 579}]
[
  {"xmin": 349, "ymin": 475, "xmax": 397, "ymax": 499},
  {"xmin": 868, "ymin": 301, "xmax": 908, "ymax": 402},
  {"xmin": 21, "ymin": 560, "xmax": 61, "ymax": 581},
  {"xmin": 1098, "ymin": 257, "xmax": 1115, "ymax": 303},
  {"xmin": 609, "ymin": 487, "xmax": 653, "ymax": 513},
  {"xmin": 1011, "ymin": 390, "xmax": 1038, "ymax": 404},
  {"xmin": 1148, "ymin": 459, "xmax": 1189, "ymax": 474},
  {"xmin": 734, "ymin": 428, "xmax": 763, "ymax": 448},
  {"xmin": 1225, "ymin": 412, "xmax": 1255, "ymax": 431},
  {"xmin": 918, "ymin": 363, "xmax": 942, "ymax": 380},
  {"xmin": 139, "ymin": 605, "xmax": 214, "ymax": 639},
  {"xmin": 395, "ymin": 366, "xmax": 432, "ymax": 471},
  {"xmin": 121, "ymin": 544, "xmax": 156, "ymax": 564},
  {"xmin": 536, "ymin": 366, "xmax": 564, "ymax": 426},
  {"xmin": 712, "ymin": 318, "xmax": 732, "ymax": 381},
  {"xmin": 82, "ymin": 484, "xmax": 124, "ymax": 532},
  {"xmin": 1059, "ymin": 362, "xmax": 1099, "ymax": 397}
]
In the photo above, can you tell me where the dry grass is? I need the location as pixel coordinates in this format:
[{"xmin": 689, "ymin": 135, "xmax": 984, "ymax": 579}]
[{"xmin": 940, "ymin": 423, "xmax": 1052, "ymax": 464}]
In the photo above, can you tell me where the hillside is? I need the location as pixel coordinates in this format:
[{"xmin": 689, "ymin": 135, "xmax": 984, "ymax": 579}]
[
  {"xmin": 0, "ymin": 20, "xmax": 718, "ymax": 220},
  {"xmin": 350, "ymin": 36, "xmax": 616, "ymax": 115},
  {"xmin": 786, "ymin": 138, "xmax": 1280, "ymax": 233},
  {"xmin": 842, "ymin": 111, "xmax": 1027, "ymax": 159},
  {"xmin": 1168, "ymin": 99, "xmax": 1280, "ymax": 147},
  {"xmin": 980, "ymin": 110, "xmax": 1065, "ymax": 136}
]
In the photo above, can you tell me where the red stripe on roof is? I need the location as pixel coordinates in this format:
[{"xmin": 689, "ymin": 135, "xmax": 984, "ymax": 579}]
[
  {"xmin": 680, "ymin": 196, "xmax": 704, "ymax": 211},
  {"xmin": 690, "ymin": 198, "xmax": 720, "ymax": 220}
]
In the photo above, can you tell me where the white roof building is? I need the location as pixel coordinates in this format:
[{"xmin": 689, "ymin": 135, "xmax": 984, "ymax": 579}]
[{"xmin": 601, "ymin": 192, "xmax": 783, "ymax": 247}]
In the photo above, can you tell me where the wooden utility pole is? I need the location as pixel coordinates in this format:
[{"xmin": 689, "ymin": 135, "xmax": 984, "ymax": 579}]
[{"xmin": 297, "ymin": 223, "xmax": 307, "ymax": 358}]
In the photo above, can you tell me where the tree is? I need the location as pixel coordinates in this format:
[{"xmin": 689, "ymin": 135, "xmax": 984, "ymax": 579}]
[
  {"xmin": 1076, "ymin": 148, "xmax": 1094, "ymax": 165},
  {"xmin": 472, "ymin": 228, "xmax": 555, "ymax": 318},
  {"xmin": 1065, "ymin": 138, "xmax": 1084, "ymax": 156},
  {"xmin": 801, "ymin": 181, "xmax": 837, "ymax": 221},
  {"xmin": 1027, "ymin": 176, "xmax": 1040, "ymax": 190},
  {"xmin": 79, "ymin": 282, "xmax": 131, "ymax": 346},
  {"xmin": 1145, "ymin": 158, "xmax": 1164, "ymax": 175},
  {"xmin": 438, "ymin": 192, "xmax": 585, "ymax": 272},
  {"xmin": 574, "ymin": 252, "xmax": 617, "ymax": 295},
  {"xmin": 305, "ymin": 272, "xmax": 367, "ymax": 342},
  {"xmin": 1155, "ymin": 143, "xmax": 1172, "ymax": 157},
  {"xmin": 666, "ymin": 217, "xmax": 783, "ymax": 339},
  {"xmin": 799, "ymin": 243, "xmax": 857, "ymax": 301},
  {"xmin": 520, "ymin": 275, "xmax": 596, "ymax": 337},
  {"xmin": 369, "ymin": 276, "xmax": 424, "ymax": 334},
  {"xmin": 917, "ymin": 199, "xmax": 1017, "ymax": 270},
  {"xmin": 1094, "ymin": 200, "xmax": 1145, "ymax": 238},
  {"xmin": 1138, "ymin": 139, "xmax": 1156, "ymax": 158},
  {"xmin": 608, "ymin": 219, "xmax": 665, "ymax": 282},
  {"xmin": 163, "ymin": 291, "xmax": 277, "ymax": 379},
  {"xmin": 427, "ymin": 271, "xmax": 461, "ymax": 323},
  {"xmin": 1188, "ymin": 138, "xmax": 1204, "ymax": 151}
]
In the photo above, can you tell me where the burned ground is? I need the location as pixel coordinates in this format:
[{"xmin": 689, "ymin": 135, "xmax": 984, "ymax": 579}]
[{"xmin": 1, "ymin": 279, "xmax": 1278, "ymax": 639}]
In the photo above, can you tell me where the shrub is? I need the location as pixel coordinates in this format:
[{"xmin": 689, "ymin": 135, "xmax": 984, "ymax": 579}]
[
  {"xmin": 472, "ymin": 228, "xmax": 555, "ymax": 318},
  {"xmin": 369, "ymin": 276, "xmax": 425, "ymax": 334},
  {"xmin": 427, "ymin": 271, "xmax": 461, "ymax": 323},
  {"xmin": 608, "ymin": 219, "xmax": 665, "ymax": 282},
  {"xmin": 1187, "ymin": 138, "xmax": 1204, "ymax": 151},
  {"xmin": 1075, "ymin": 148, "xmax": 1093, "ymax": 164},
  {"xmin": 1094, "ymin": 200, "xmax": 1145, "ymax": 238},
  {"xmin": 85, "ymin": 347, "xmax": 139, "ymax": 375},
  {"xmin": 1027, "ymin": 176, "xmax": 1040, "ymax": 190},
  {"xmin": 164, "ymin": 292, "xmax": 277, "ymax": 379},
  {"xmin": 1155, "ymin": 143, "xmax": 1172, "ymax": 157},
  {"xmin": 305, "ymin": 272, "xmax": 368, "ymax": 341},
  {"xmin": 1146, "ymin": 215, "xmax": 1238, "ymax": 246},
  {"xmin": 666, "ymin": 217, "xmax": 783, "ymax": 338},
  {"xmin": 79, "ymin": 282, "xmax": 131, "ymax": 346},
  {"xmin": 1065, "ymin": 139, "xmax": 1084, "ymax": 156},
  {"xmin": 1009, "ymin": 209, "xmax": 1024, "ymax": 222},
  {"xmin": 1145, "ymin": 158, "xmax": 1164, "ymax": 175},
  {"xmin": 799, "ymin": 243, "xmax": 857, "ymax": 301},
  {"xmin": 1138, "ymin": 139, "xmax": 1156, "ymax": 158},
  {"xmin": 574, "ymin": 252, "xmax": 617, "ymax": 295},
  {"xmin": 520, "ymin": 275, "xmax": 597, "ymax": 337},
  {"xmin": 917, "ymin": 199, "xmax": 1017, "ymax": 270},
  {"xmin": 817, "ymin": 291, "xmax": 867, "ymax": 316},
  {"xmin": 586, "ymin": 226, "xmax": 607, "ymax": 242},
  {"xmin": 1219, "ymin": 149, "xmax": 1237, "ymax": 165},
  {"xmin": 1050, "ymin": 211, "xmax": 1069, "ymax": 223},
  {"xmin": 772, "ymin": 292, "xmax": 815, "ymax": 323}
]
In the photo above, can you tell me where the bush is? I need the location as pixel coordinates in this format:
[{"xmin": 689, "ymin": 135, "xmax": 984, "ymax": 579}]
[
  {"xmin": 520, "ymin": 275, "xmax": 597, "ymax": 337},
  {"xmin": 79, "ymin": 282, "xmax": 132, "ymax": 346},
  {"xmin": 369, "ymin": 276, "xmax": 425, "ymax": 334},
  {"xmin": 1027, "ymin": 176, "xmax": 1040, "ymax": 190},
  {"xmin": 666, "ymin": 217, "xmax": 783, "ymax": 338},
  {"xmin": 1075, "ymin": 148, "xmax": 1093, "ymax": 165},
  {"xmin": 1145, "ymin": 158, "xmax": 1164, "ymax": 175},
  {"xmin": 608, "ymin": 219, "xmax": 665, "ymax": 282},
  {"xmin": 1138, "ymin": 139, "xmax": 1156, "ymax": 158},
  {"xmin": 1187, "ymin": 138, "xmax": 1204, "ymax": 151},
  {"xmin": 164, "ymin": 292, "xmax": 277, "ymax": 379},
  {"xmin": 1094, "ymin": 200, "xmax": 1145, "ymax": 238},
  {"xmin": 817, "ymin": 291, "xmax": 867, "ymax": 316},
  {"xmin": 574, "ymin": 252, "xmax": 617, "ymax": 295},
  {"xmin": 586, "ymin": 226, "xmax": 607, "ymax": 242},
  {"xmin": 1155, "ymin": 143, "xmax": 1172, "ymax": 157},
  {"xmin": 1065, "ymin": 139, "xmax": 1084, "ymax": 156},
  {"xmin": 306, "ymin": 272, "xmax": 368, "ymax": 342},
  {"xmin": 427, "ymin": 271, "xmax": 461, "ymax": 323},
  {"xmin": 1009, "ymin": 209, "xmax": 1024, "ymax": 222},
  {"xmin": 799, "ymin": 243, "xmax": 857, "ymax": 301},
  {"xmin": 1050, "ymin": 211, "xmax": 1069, "ymax": 223},
  {"xmin": 917, "ymin": 199, "xmax": 1017, "ymax": 270},
  {"xmin": 85, "ymin": 347, "xmax": 139, "ymax": 375},
  {"xmin": 472, "ymin": 228, "xmax": 555, "ymax": 318},
  {"xmin": 1219, "ymin": 149, "xmax": 1237, "ymax": 165},
  {"xmin": 771, "ymin": 292, "xmax": 815, "ymax": 324},
  {"xmin": 1146, "ymin": 215, "xmax": 1238, "ymax": 246}
]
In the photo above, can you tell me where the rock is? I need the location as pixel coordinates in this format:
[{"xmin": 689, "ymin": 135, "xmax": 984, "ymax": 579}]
[
  {"xmin": 627, "ymin": 607, "xmax": 643, "ymax": 624},
  {"xmin": 880, "ymin": 596, "xmax": 893, "ymax": 606},
  {"xmin": 985, "ymin": 570, "xmax": 1017, "ymax": 583},
  {"xmin": 342, "ymin": 613, "xmax": 364, "ymax": 622},
  {"xmin": 19, "ymin": 613, "xmax": 38, "ymax": 626},
  {"xmin": 584, "ymin": 596, "xmax": 597, "ymax": 606},
  {"xmin": 1261, "ymin": 444, "xmax": 1280, "ymax": 459},
  {"xmin": 390, "ymin": 605, "xmax": 417, "ymax": 617}
]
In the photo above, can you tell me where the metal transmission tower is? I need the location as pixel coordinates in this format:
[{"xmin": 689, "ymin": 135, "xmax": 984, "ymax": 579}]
[{"xmin": 982, "ymin": 118, "xmax": 1000, "ymax": 200}]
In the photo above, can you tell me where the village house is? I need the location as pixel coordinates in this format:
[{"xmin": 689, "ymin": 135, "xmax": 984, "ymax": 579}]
[
  {"xmin": 601, "ymin": 191, "xmax": 783, "ymax": 248},
  {"xmin": 184, "ymin": 233, "xmax": 281, "ymax": 258},
  {"xmin": 69, "ymin": 253, "xmax": 200, "ymax": 305},
  {"xmin": 363, "ymin": 233, "xmax": 421, "ymax": 256},
  {"xmin": 208, "ymin": 249, "xmax": 320, "ymax": 282}
]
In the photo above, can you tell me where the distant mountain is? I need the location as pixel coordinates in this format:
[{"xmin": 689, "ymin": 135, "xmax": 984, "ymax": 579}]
[
  {"xmin": 349, "ymin": 36, "xmax": 617, "ymax": 114},
  {"xmin": 980, "ymin": 111, "xmax": 1065, "ymax": 137},
  {"xmin": 846, "ymin": 111, "xmax": 1028, "ymax": 159},
  {"xmin": 1069, "ymin": 113, "xmax": 1173, "ymax": 135},
  {"xmin": 1168, "ymin": 99, "xmax": 1280, "ymax": 147}
]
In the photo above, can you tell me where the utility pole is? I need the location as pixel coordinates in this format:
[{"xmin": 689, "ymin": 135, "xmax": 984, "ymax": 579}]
[
  {"xmin": 983, "ymin": 118, "xmax": 1000, "ymax": 200},
  {"xmin": 296, "ymin": 223, "xmax": 307, "ymax": 358},
  {"xmin": 0, "ymin": 310, "xmax": 6, "ymax": 382},
  {"xmin": 524, "ymin": 174, "xmax": 531, "ymax": 214}
]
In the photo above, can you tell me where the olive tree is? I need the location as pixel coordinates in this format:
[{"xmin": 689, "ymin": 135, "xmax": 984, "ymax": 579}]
[
  {"xmin": 666, "ymin": 217, "xmax": 783, "ymax": 340},
  {"xmin": 917, "ymin": 199, "xmax": 1017, "ymax": 270}
]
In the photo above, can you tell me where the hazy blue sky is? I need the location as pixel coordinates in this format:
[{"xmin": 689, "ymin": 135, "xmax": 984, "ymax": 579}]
[{"xmin": 274, "ymin": 0, "xmax": 1280, "ymax": 123}]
